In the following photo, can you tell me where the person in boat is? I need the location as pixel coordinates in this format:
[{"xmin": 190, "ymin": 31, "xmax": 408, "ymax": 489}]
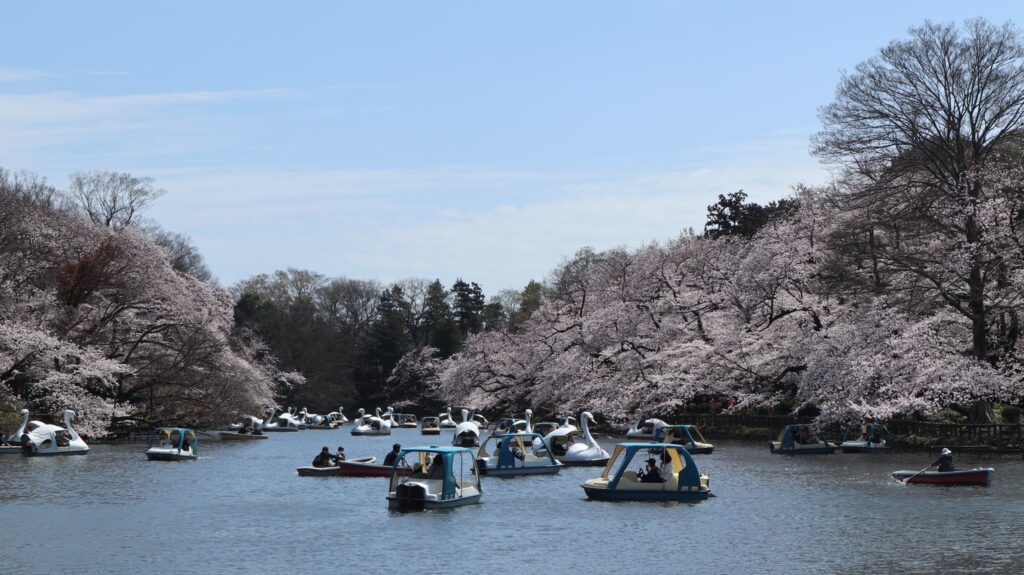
[
  {"xmin": 383, "ymin": 443, "xmax": 401, "ymax": 467},
  {"xmin": 313, "ymin": 446, "xmax": 334, "ymax": 468},
  {"xmin": 334, "ymin": 446, "xmax": 346, "ymax": 462},
  {"xmin": 182, "ymin": 434, "xmax": 191, "ymax": 452},
  {"xmin": 659, "ymin": 450, "xmax": 672, "ymax": 478},
  {"xmin": 637, "ymin": 457, "xmax": 663, "ymax": 483},
  {"xmin": 427, "ymin": 453, "xmax": 445, "ymax": 479},
  {"xmin": 931, "ymin": 448, "xmax": 955, "ymax": 472},
  {"xmin": 0, "ymin": 433, "xmax": 8, "ymax": 446}
]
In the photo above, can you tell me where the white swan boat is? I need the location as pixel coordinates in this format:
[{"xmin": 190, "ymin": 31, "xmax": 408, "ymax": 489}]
[
  {"xmin": 439, "ymin": 407, "xmax": 457, "ymax": 429},
  {"xmin": 625, "ymin": 409, "xmax": 668, "ymax": 439},
  {"xmin": 351, "ymin": 407, "xmax": 392, "ymax": 436},
  {"xmin": 263, "ymin": 409, "xmax": 302, "ymax": 432},
  {"xmin": 453, "ymin": 409, "xmax": 486, "ymax": 447},
  {"xmin": 0, "ymin": 409, "xmax": 29, "ymax": 455},
  {"xmin": 21, "ymin": 410, "xmax": 89, "ymax": 456},
  {"xmin": 541, "ymin": 411, "xmax": 610, "ymax": 466},
  {"xmin": 325, "ymin": 407, "xmax": 349, "ymax": 427},
  {"xmin": 145, "ymin": 427, "xmax": 199, "ymax": 461}
]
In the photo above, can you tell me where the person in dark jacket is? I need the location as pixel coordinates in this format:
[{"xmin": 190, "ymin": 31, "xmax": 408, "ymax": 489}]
[
  {"xmin": 334, "ymin": 446, "xmax": 346, "ymax": 463},
  {"xmin": 383, "ymin": 443, "xmax": 401, "ymax": 466},
  {"xmin": 312, "ymin": 446, "xmax": 333, "ymax": 468},
  {"xmin": 932, "ymin": 448, "xmax": 955, "ymax": 472},
  {"xmin": 637, "ymin": 457, "xmax": 663, "ymax": 483}
]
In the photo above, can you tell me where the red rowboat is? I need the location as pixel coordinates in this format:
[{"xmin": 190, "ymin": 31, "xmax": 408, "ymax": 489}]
[{"xmin": 891, "ymin": 467, "xmax": 993, "ymax": 486}]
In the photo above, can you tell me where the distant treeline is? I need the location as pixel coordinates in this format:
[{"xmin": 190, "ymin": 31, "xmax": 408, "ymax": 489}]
[{"xmin": 231, "ymin": 271, "xmax": 544, "ymax": 413}]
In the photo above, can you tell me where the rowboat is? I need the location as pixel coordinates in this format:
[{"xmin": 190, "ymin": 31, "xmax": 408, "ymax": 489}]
[
  {"xmin": 891, "ymin": 468, "xmax": 993, "ymax": 486},
  {"xmin": 297, "ymin": 457, "xmax": 413, "ymax": 478}
]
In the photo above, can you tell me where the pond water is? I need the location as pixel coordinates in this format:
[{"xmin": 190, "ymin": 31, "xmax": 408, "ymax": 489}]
[{"xmin": 1, "ymin": 429, "xmax": 1022, "ymax": 574}]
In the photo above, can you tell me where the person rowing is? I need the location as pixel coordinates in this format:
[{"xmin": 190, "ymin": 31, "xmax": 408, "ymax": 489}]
[{"xmin": 931, "ymin": 448, "xmax": 955, "ymax": 472}]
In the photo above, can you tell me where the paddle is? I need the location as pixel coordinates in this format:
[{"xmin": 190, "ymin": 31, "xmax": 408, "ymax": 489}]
[{"xmin": 901, "ymin": 464, "xmax": 933, "ymax": 485}]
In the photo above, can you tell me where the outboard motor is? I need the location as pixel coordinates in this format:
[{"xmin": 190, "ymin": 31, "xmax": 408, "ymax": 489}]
[{"xmin": 395, "ymin": 483, "xmax": 427, "ymax": 511}]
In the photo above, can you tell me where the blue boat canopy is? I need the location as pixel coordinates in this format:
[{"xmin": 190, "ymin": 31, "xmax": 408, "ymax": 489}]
[
  {"xmin": 601, "ymin": 443, "xmax": 703, "ymax": 491},
  {"xmin": 390, "ymin": 446, "xmax": 479, "ymax": 501},
  {"xmin": 148, "ymin": 427, "xmax": 197, "ymax": 452}
]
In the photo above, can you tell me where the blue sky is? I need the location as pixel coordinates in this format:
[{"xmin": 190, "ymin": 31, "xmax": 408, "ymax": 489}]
[{"xmin": 3, "ymin": 2, "xmax": 1023, "ymax": 293}]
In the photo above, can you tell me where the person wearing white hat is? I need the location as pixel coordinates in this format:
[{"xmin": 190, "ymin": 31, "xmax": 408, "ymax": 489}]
[{"xmin": 931, "ymin": 448, "xmax": 955, "ymax": 472}]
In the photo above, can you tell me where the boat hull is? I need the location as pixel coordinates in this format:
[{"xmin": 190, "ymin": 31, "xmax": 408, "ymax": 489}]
[
  {"xmin": 556, "ymin": 457, "xmax": 610, "ymax": 467},
  {"xmin": 482, "ymin": 464, "xmax": 562, "ymax": 476},
  {"xmin": 23, "ymin": 448, "xmax": 89, "ymax": 457},
  {"xmin": 0, "ymin": 445, "xmax": 22, "ymax": 455},
  {"xmin": 892, "ymin": 468, "xmax": 993, "ymax": 486},
  {"xmin": 582, "ymin": 486, "xmax": 710, "ymax": 502},
  {"xmin": 420, "ymin": 430, "xmax": 441, "ymax": 435},
  {"xmin": 387, "ymin": 493, "xmax": 481, "ymax": 510},
  {"xmin": 262, "ymin": 428, "xmax": 298, "ymax": 432},
  {"xmin": 840, "ymin": 445, "xmax": 891, "ymax": 453},
  {"xmin": 146, "ymin": 451, "xmax": 197, "ymax": 461},
  {"xmin": 215, "ymin": 432, "xmax": 267, "ymax": 441},
  {"xmin": 769, "ymin": 442, "xmax": 836, "ymax": 455}
]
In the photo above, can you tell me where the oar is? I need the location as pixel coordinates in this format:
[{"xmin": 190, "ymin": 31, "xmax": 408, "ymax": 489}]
[{"xmin": 901, "ymin": 464, "xmax": 933, "ymax": 485}]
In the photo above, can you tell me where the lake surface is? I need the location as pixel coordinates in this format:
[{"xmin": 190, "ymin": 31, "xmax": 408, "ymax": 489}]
[{"xmin": 2, "ymin": 428, "xmax": 1022, "ymax": 574}]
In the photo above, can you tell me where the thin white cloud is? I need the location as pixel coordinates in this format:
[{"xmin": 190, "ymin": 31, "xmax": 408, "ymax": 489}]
[
  {"xmin": 146, "ymin": 144, "xmax": 826, "ymax": 291},
  {"xmin": 0, "ymin": 67, "xmax": 48, "ymax": 83}
]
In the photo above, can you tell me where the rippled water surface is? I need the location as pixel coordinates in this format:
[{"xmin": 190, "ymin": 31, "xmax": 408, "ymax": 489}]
[{"xmin": 2, "ymin": 429, "xmax": 1023, "ymax": 574}]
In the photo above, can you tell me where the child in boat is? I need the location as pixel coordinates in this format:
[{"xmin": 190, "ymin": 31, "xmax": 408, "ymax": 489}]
[
  {"xmin": 312, "ymin": 446, "xmax": 333, "ymax": 468},
  {"xmin": 931, "ymin": 448, "xmax": 955, "ymax": 472},
  {"xmin": 335, "ymin": 446, "xmax": 346, "ymax": 462}
]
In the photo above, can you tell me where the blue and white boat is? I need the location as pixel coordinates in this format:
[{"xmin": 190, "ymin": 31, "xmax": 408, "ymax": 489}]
[
  {"xmin": 476, "ymin": 432, "xmax": 562, "ymax": 476},
  {"xmin": 145, "ymin": 427, "xmax": 199, "ymax": 461},
  {"xmin": 653, "ymin": 424, "xmax": 714, "ymax": 455},
  {"xmin": 769, "ymin": 424, "xmax": 836, "ymax": 455},
  {"xmin": 386, "ymin": 446, "xmax": 482, "ymax": 511},
  {"xmin": 839, "ymin": 423, "xmax": 892, "ymax": 453},
  {"xmin": 581, "ymin": 442, "xmax": 712, "ymax": 502}
]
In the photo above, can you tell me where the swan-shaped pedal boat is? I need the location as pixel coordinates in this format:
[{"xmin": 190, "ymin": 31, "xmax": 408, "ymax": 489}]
[
  {"xmin": 387, "ymin": 446, "xmax": 482, "ymax": 511},
  {"xmin": 625, "ymin": 409, "xmax": 669, "ymax": 439},
  {"xmin": 420, "ymin": 417, "xmax": 441, "ymax": 435},
  {"xmin": 215, "ymin": 416, "xmax": 267, "ymax": 440},
  {"xmin": 296, "ymin": 456, "xmax": 413, "ymax": 477},
  {"xmin": 263, "ymin": 409, "xmax": 302, "ymax": 432},
  {"xmin": 582, "ymin": 443, "xmax": 712, "ymax": 502},
  {"xmin": 840, "ymin": 423, "xmax": 892, "ymax": 453},
  {"xmin": 477, "ymin": 432, "xmax": 562, "ymax": 476},
  {"xmin": 0, "ymin": 409, "xmax": 30, "ymax": 455},
  {"xmin": 351, "ymin": 407, "xmax": 392, "ymax": 436},
  {"xmin": 541, "ymin": 411, "xmax": 610, "ymax": 466},
  {"xmin": 769, "ymin": 424, "xmax": 836, "ymax": 455},
  {"xmin": 438, "ymin": 407, "xmax": 458, "ymax": 429},
  {"xmin": 145, "ymin": 427, "xmax": 199, "ymax": 461},
  {"xmin": 20, "ymin": 410, "xmax": 89, "ymax": 456},
  {"xmin": 453, "ymin": 409, "xmax": 486, "ymax": 447},
  {"xmin": 653, "ymin": 424, "xmax": 714, "ymax": 455},
  {"xmin": 324, "ymin": 407, "xmax": 349, "ymax": 427}
]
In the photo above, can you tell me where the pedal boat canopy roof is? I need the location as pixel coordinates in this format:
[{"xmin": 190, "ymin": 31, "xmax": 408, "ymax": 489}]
[{"xmin": 582, "ymin": 442, "xmax": 710, "ymax": 500}]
